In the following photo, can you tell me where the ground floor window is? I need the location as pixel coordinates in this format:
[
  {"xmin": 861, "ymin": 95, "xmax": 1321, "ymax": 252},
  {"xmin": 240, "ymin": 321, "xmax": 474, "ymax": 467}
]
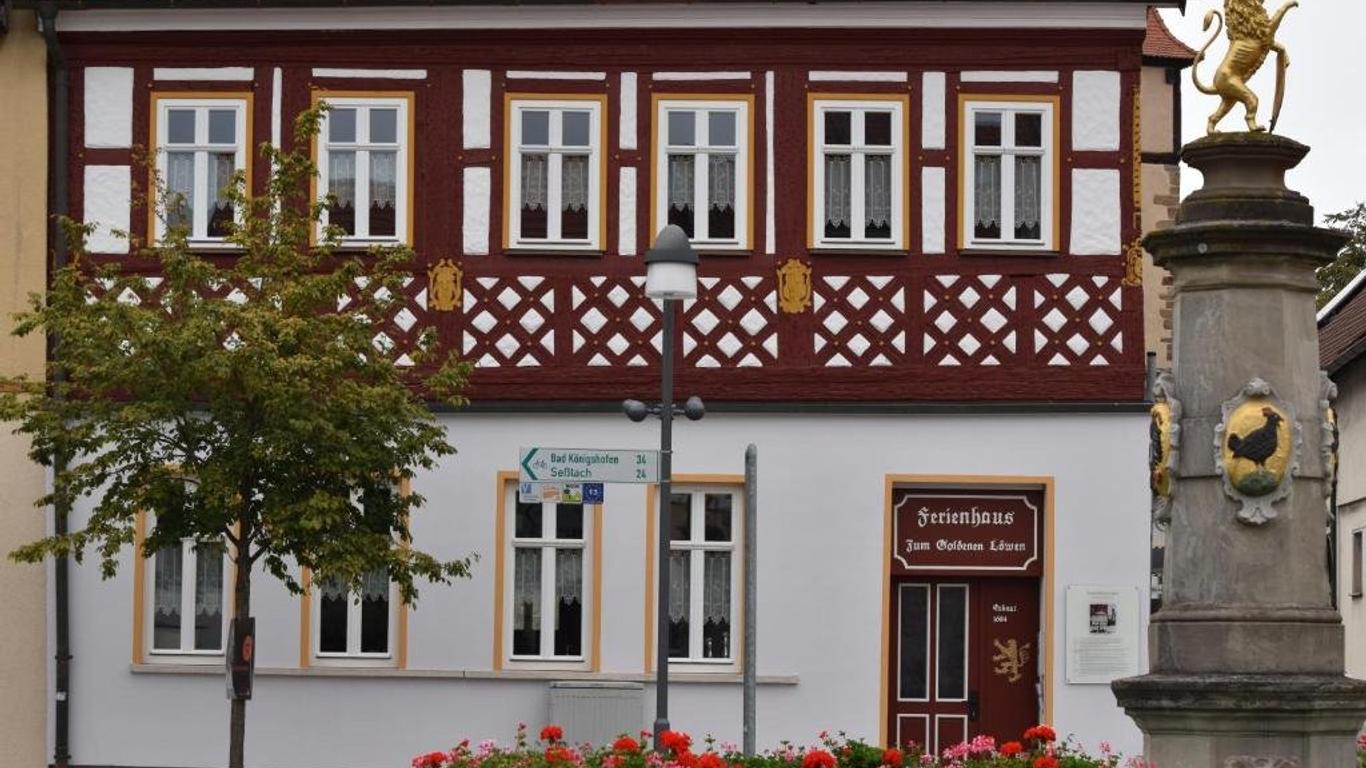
[
  {"xmin": 666, "ymin": 487, "xmax": 740, "ymax": 663},
  {"xmin": 317, "ymin": 570, "xmax": 392, "ymax": 657},
  {"xmin": 151, "ymin": 539, "xmax": 228, "ymax": 655}
]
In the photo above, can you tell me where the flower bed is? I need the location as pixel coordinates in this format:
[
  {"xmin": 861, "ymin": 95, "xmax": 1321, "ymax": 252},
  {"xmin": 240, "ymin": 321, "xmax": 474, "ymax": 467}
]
[{"xmin": 412, "ymin": 724, "xmax": 1156, "ymax": 768}]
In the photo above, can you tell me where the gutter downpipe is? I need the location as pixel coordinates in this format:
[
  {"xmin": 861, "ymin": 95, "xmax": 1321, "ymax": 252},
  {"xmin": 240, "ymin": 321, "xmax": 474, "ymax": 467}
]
[{"xmin": 37, "ymin": 4, "xmax": 71, "ymax": 768}]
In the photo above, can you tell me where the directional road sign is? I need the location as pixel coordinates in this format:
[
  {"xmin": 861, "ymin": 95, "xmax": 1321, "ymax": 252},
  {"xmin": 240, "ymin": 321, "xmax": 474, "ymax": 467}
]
[{"xmin": 519, "ymin": 447, "xmax": 660, "ymax": 484}]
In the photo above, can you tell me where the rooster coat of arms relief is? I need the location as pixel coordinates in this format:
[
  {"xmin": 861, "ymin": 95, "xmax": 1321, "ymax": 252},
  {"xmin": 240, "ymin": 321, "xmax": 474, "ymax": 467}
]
[{"xmin": 1214, "ymin": 378, "xmax": 1301, "ymax": 525}]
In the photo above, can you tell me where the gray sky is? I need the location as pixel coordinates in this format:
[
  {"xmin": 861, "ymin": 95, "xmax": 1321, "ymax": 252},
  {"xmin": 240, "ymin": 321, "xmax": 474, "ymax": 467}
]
[{"xmin": 1159, "ymin": 2, "xmax": 1365, "ymax": 221}]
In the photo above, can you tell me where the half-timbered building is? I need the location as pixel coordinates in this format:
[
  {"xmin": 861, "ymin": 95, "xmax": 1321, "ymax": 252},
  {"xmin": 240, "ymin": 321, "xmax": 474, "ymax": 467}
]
[{"xmin": 34, "ymin": 1, "xmax": 1188, "ymax": 765}]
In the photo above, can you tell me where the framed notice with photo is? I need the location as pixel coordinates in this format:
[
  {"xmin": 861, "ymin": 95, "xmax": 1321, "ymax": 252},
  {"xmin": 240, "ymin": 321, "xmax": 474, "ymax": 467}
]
[{"xmin": 1064, "ymin": 585, "xmax": 1140, "ymax": 684}]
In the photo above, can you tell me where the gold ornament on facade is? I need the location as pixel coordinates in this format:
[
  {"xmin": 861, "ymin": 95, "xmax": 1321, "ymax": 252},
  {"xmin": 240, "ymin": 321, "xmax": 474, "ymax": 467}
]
[
  {"xmin": 1214, "ymin": 378, "xmax": 1300, "ymax": 525},
  {"xmin": 1122, "ymin": 240, "xmax": 1144, "ymax": 288},
  {"xmin": 427, "ymin": 259, "xmax": 463, "ymax": 311},
  {"xmin": 1192, "ymin": 0, "xmax": 1297, "ymax": 134},
  {"xmin": 776, "ymin": 258, "xmax": 813, "ymax": 314}
]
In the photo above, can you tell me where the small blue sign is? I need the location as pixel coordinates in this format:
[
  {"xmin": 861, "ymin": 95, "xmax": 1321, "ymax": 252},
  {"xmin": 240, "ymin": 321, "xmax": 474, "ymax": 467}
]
[{"xmin": 584, "ymin": 483, "xmax": 605, "ymax": 504}]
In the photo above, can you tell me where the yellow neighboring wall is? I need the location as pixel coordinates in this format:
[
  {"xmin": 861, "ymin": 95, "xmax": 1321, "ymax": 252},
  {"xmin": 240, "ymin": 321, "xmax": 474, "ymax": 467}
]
[{"xmin": 0, "ymin": 10, "xmax": 51, "ymax": 768}]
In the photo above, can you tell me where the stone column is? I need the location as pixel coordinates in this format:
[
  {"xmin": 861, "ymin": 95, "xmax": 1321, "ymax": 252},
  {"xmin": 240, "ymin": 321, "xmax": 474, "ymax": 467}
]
[{"xmin": 1112, "ymin": 133, "xmax": 1366, "ymax": 767}]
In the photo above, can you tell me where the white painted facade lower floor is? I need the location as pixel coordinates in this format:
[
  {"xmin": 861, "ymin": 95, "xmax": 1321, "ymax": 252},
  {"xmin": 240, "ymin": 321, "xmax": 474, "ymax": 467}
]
[{"xmin": 57, "ymin": 410, "xmax": 1152, "ymax": 767}]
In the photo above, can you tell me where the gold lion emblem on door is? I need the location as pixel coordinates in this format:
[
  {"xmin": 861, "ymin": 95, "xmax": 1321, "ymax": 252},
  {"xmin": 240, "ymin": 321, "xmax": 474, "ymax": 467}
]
[{"xmin": 991, "ymin": 638, "xmax": 1031, "ymax": 684}]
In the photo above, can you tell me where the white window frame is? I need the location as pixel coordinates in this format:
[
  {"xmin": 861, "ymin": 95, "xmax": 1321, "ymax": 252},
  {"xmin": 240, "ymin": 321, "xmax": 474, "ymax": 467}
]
[
  {"xmin": 316, "ymin": 96, "xmax": 411, "ymax": 246},
  {"xmin": 960, "ymin": 99, "xmax": 1056, "ymax": 251},
  {"xmin": 1352, "ymin": 528, "xmax": 1363, "ymax": 599},
  {"xmin": 507, "ymin": 98, "xmax": 604, "ymax": 251},
  {"xmin": 145, "ymin": 537, "xmax": 230, "ymax": 661},
  {"xmin": 504, "ymin": 490, "xmax": 595, "ymax": 669},
  {"xmin": 153, "ymin": 97, "xmax": 249, "ymax": 246},
  {"xmin": 311, "ymin": 571, "xmax": 399, "ymax": 665},
  {"xmin": 810, "ymin": 98, "xmax": 906, "ymax": 250},
  {"xmin": 665, "ymin": 486, "xmax": 742, "ymax": 667},
  {"xmin": 654, "ymin": 98, "xmax": 751, "ymax": 250}
]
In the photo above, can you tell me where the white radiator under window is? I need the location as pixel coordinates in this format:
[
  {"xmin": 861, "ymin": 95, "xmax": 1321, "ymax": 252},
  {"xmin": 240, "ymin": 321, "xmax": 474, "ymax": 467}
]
[{"xmin": 547, "ymin": 681, "xmax": 645, "ymax": 746}]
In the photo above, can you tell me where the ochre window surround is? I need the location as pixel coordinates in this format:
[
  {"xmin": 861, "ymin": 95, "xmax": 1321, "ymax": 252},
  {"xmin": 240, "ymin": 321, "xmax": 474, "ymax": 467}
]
[
  {"xmin": 805, "ymin": 93, "xmax": 911, "ymax": 251},
  {"xmin": 492, "ymin": 470, "xmax": 604, "ymax": 672},
  {"xmin": 649, "ymin": 93, "xmax": 756, "ymax": 252},
  {"xmin": 131, "ymin": 510, "xmax": 239, "ymax": 665},
  {"xmin": 147, "ymin": 91, "xmax": 254, "ymax": 248},
  {"xmin": 956, "ymin": 94, "xmax": 1062, "ymax": 253},
  {"xmin": 502, "ymin": 94, "xmax": 610, "ymax": 253},
  {"xmin": 310, "ymin": 91, "xmax": 417, "ymax": 248}
]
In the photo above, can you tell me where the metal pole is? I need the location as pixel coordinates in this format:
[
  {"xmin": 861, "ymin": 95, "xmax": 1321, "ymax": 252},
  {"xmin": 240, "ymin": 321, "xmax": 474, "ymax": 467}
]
[
  {"xmin": 742, "ymin": 444, "xmax": 757, "ymax": 755},
  {"xmin": 653, "ymin": 298, "xmax": 675, "ymax": 747}
]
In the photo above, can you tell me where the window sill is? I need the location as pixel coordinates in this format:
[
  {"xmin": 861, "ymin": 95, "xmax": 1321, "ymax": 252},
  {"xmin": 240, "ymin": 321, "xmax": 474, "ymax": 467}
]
[
  {"xmin": 504, "ymin": 248, "xmax": 605, "ymax": 258},
  {"xmin": 958, "ymin": 248, "xmax": 1061, "ymax": 258},
  {"xmin": 697, "ymin": 249, "xmax": 753, "ymax": 258},
  {"xmin": 130, "ymin": 663, "xmax": 799, "ymax": 685},
  {"xmin": 331, "ymin": 239, "xmax": 410, "ymax": 251}
]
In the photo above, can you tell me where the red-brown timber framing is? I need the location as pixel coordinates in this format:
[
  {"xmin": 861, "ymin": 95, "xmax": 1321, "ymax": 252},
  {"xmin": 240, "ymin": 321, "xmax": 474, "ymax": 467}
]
[{"xmin": 64, "ymin": 26, "xmax": 1146, "ymax": 403}]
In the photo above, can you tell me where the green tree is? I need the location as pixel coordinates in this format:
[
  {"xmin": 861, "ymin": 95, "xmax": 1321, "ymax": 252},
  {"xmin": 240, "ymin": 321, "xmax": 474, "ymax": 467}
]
[
  {"xmin": 1318, "ymin": 203, "xmax": 1366, "ymax": 308},
  {"xmin": 0, "ymin": 108, "xmax": 472, "ymax": 768}
]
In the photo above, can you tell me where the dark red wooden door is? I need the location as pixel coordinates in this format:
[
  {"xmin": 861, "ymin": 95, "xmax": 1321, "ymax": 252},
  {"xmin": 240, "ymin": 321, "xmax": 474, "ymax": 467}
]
[{"xmin": 888, "ymin": 578, "xmax": 1040, "ymax": 756}]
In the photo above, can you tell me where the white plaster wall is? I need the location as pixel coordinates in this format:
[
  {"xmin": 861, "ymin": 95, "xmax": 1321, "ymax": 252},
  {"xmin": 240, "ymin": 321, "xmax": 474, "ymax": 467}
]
[
  {"xmin": 462, "ymin": 167, "xmax": 491, "ymax": 255},
  {"xmin": 462, "ymin": 69, "xmax": 491, "ymax": 150},
  {"xmin": 1070, "ymin": 169, "xmax": 1121, "ymax": 256},
  {"xmin": 921, "ymin": 167, "xmax": 945, "ymax": 254},
  {"xmin": 1332, "ymin": 357, "xmax": 1366, "ymax": 678},
  {"xmin": 84, "ymin": 66, "xmax": 133, "ymax": 148},
  {"xmin": 618, "ymin": 167, "xmax": 637, "ymax": 256},
  {"xmin": 921, "ymin": 72, "xmax": 945, "ymax": 150},
  {"xmin": 62, "ymin": 411, "xmax": 1150, "ymax": 766},
  {"xmin": 619, "ymin": 73, "xmax": 638, "ymax": 151},
  {"xmin": 1072, "ymin": 71, "xmax": 1121, "ymax": 152},
  {"xmin": 83, "ymin": 165, "xmax": 131, "ymax": 254}
]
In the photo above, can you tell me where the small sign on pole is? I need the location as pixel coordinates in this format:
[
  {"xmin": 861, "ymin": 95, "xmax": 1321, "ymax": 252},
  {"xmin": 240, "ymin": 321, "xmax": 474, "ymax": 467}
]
[
  {"xmin": 519, "ymin": 447, "xmax": 659, "ymax": 484},
  {"xmin": 518, "ymin": 480, "xmax": 607, "ymax": 504},
  {"xmin": 226, "ymin": 616, "xmax": 255, "ymax": 700}
]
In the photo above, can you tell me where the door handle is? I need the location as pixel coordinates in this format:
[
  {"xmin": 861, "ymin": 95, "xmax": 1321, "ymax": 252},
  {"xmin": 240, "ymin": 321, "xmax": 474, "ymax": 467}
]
[{"xmin": 967, "ymin": 690, "xmax": 980, "ymax": 722}]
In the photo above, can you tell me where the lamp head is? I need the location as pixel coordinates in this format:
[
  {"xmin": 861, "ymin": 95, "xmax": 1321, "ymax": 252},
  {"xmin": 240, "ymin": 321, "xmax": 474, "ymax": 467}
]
[
  {"xmin": 643, "ymin": 224, "xmax": 699, "ymax": 300},
  {"xmin": 683, "ymin": 395, "xmax": 706, "ymax": 421},
  {"xmin": 622, "ymin": 399, "xmax": 651, "ymax": 422}
]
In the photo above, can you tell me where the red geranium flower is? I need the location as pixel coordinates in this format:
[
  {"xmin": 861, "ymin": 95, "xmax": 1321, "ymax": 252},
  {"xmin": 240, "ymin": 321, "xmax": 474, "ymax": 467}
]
[
  {"xmin": 1000, "ymin": 742, "xmax": 1024, "ymax": 757},
  {"xmin": 802, "ymin": 749, "xmax": 836, "ymax": 768},
  {"xmin": 541, "ymin": 725, "xmax": 565, "ymax": 743},
  {"xmin": 1032, "ymin": 757, "xmax": 1058, "ymax": 768},
  {"xmin": 1023, "ymin": 725, "xmax": 1056, "ymax": 743},
  {"xmin": 412, "ymin": 751, "xmax": 447, "ymax": 768},
  {"xmin": 699, "ymin": 752, "xmax": 726, "ymax": 768},
  {"xmin": 545, "ymin": 746, "xmax": 574, "ymax": 765},
  {"xmin": 660, "ymin": 730, "xmax": 692, "ymax": 755},
  {"xmin": 881, "ymin": 748, "xmax": 903, "ymax": 766},
  {"xmin": 676, "ymin": 749, "xmax": 699, "ymax": 768},
  {"xmin": 613, "ymin": 736, "xmax": 641, "ymax": 753}
]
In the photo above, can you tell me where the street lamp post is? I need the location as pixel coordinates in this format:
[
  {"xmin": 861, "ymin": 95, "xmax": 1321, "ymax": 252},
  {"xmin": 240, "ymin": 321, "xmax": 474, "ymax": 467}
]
[{"xmin": 624, "ymin": 225, "xmax": 704, "ymax": 750}]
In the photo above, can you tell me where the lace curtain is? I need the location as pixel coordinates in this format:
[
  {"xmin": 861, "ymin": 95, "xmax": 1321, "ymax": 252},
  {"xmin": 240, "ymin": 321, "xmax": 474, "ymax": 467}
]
[
  {"xmin": 708, "ymin": 155, "xmax": 735, "ymax": 209},
  {"xmin": 167, "ymin": 152, "xmax": 195, "ymax": 225},
  {"xmin": 521, "ymin": 154, "xmax": 547, "ymax": 208},
  {"xmin": 555, "ymin": 549, "xmax": 582, "ymax": 606},
  {"xmin": 668, "ymin": 551, "xmax": 690, "ymax": 623},
  {"xmin": 194, "ymin": 546, "xmax": 223, "ymax": 616},
  {"xmin": 329, "ymin": 151, "xmax": 356, "ymax": 206},
  {"xmin": 562, "ymin": 156, "xmax": 589, "ymax": 211},
  {"xmin": 974, "ymin": 154, "xmax": 1001, "ymax": 229},
  {"xmin": 513, "ymin": 548, "xmax": 541, "ymax": 630},
  {"xmin": 154, "ymin": 547, "xmax": 182, "ymax": 617},
  {"xmin": 370, "ymin": 151, "xmax": 397, "ymax": 206},
  {"xmin": 703, "ymin": 552, "xmax": 731, "ymax": 623},
  {"xmin": 669, "ymin": 155, "xmax": 694, "ymax": 209},
  {"xmin": 1014, "ymin": 156, "xmax": 1041, "ymax": 230},
  {"xmin": 209, "ymin": 154, "xmax": 234, "ymax": 208},
  {"xmin": 824, "ymin": 155, "xmax": 851, "ymax": 228},
  {"xmin": 865, "ymin": 155, "xmax": 891, "ymax": 229},
  {"xmin": 319, "ymin": 570, "xmax": 388, "ymax": 602}
]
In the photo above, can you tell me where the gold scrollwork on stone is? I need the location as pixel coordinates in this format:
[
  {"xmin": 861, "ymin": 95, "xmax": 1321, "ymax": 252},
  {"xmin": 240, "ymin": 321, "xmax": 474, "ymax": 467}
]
[
  {"xmin": 1214, "ymin": 378, "xmax": 1301, "ymax": 525},
  {"xmin": 1122, "ymin": 239, "xmax": 1144, "ymax": 288},
  {"xmin": 1150, "ymin": 372, "xmax": 1182, "ymax": 528},
  {"xmin": 776, "ymin": 258, "xmax": 812, "ymax": 314},
  {"xmin": 427, "ymin": 259, "xmax": 463, "ymax": 312}
]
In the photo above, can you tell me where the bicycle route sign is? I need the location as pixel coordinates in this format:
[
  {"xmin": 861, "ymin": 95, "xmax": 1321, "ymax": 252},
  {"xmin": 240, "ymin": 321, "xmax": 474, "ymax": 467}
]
[{"xmin": 518, "ymin": 447, "xmax": 660, "ymax": 484}]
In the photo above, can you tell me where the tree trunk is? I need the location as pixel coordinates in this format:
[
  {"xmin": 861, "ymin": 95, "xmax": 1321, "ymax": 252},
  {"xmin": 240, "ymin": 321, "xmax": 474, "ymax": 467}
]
[{"xmin": 228, "ymin": 526, "xmax": 252, "ymax": 768}]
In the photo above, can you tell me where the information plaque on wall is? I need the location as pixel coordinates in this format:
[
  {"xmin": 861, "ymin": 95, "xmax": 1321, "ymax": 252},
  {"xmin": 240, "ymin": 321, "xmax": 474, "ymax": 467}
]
[{"xmin": 1064, "ymin": 585, "xmax": 1141, "ymax": 684}]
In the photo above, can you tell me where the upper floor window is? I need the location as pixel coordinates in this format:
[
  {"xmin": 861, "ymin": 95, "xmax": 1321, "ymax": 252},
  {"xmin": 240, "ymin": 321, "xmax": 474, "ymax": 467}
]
[
  {"xmin": 153, "ymin": 96, "xmax": 250, "ymax": 244},
  {"xmin": 810, "ymin": 97, "xmax": 907, "ymax": 250},
  {"xmin": 316, "ymin": 570, "xmax": 395, "ymax": 659},
  {"xmin": 317, "ymin": 96, "xmax": 412, "ymax": 245},
  {"xmin": 508, "ymin": 498, "xmax": 592, "ymax": 662},
  {"xmin": 150, "ymin": 538, "xmax": 228, "ymax": 656},
  {"xmin": 655, "ymin": 98, "xmax": 751, "ymax": 250},
  {"xmin": 961, "ymin": 98, "xmax": 1056, "ymax": 251},
  {"xmin": 667, "ymin": 488, "xmax": 740, "ymax": 664},
  {"xmin": 507, "ymin": 97, "xmax": 605, "ymax": 251}
]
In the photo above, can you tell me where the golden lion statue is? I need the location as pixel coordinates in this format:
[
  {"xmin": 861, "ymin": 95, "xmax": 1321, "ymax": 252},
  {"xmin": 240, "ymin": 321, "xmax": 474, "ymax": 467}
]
[{"xmin": 1192, "ymin": 0, "xmax": 1298, "ymax": 134}]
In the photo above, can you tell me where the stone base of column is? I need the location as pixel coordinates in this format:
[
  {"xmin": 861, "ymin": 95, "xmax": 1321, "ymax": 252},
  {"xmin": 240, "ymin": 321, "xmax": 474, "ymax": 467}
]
[
  {"xmin": 1150, "ymin": 614, "xmax": 1345, "ymax": 675},
  {"xmin": 1112, "ymin": 673, "xmax": 1366, "ymax": 768}
]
